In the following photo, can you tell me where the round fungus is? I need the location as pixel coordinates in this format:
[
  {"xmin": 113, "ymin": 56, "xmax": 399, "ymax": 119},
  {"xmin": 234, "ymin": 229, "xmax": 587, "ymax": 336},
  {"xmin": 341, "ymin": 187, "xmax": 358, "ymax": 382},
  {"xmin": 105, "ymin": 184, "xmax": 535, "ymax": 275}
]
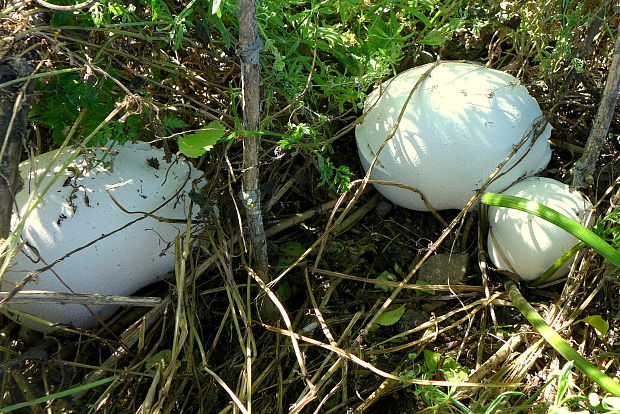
[
  {"xmin": 487, "ymin": 177, "xmax": 593, "ymax": 282},
  {"xmin": 3, "ymin": 143, "xmax": 204, "ymax": 332},
  {"xmin": 355, "ymin": 61, "xmax": 552, "ymax": 211}
]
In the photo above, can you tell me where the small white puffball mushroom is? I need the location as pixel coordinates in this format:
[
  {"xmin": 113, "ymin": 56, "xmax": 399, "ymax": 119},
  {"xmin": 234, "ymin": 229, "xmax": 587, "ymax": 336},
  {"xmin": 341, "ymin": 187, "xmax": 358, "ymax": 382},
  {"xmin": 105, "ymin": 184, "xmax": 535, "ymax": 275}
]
[
  {"xmin": 487, "ymin": 177, "xmax": 593, "ymax": 282},
  {"xmin": 2, "ymin": 142, "xmax": 204, "ymax": 332},
  {"xmin": 355, "ymin": 61, "xmax": 552, "ymax": 211}
]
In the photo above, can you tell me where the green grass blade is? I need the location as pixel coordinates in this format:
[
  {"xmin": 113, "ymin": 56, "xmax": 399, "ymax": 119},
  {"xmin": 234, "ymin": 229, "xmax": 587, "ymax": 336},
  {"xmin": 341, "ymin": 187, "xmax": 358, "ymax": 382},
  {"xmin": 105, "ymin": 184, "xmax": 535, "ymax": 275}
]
[
  {"xmin": 533, "ymin": 242, "xmax": 586, "ymax": 286},
  {"xmin": 480, "ymin": 193, "xmax": 620, "ymax": 268},
  {"xmin": 484, "ymin": 391, "xmax": 524, "ymax": 414},
  {"xmin": 0, "ymin": 376, "xmax": 118, "ymax": 413},
  {"xmin": 506, "ymin": 281, "xmax": 620, "ymax": 397}
]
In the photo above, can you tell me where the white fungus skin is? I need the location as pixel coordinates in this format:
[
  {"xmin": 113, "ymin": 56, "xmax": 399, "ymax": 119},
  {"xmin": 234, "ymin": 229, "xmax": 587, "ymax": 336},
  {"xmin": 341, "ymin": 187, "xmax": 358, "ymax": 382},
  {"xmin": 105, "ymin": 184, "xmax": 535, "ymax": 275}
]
[
  {"xmin": 3, "ymin": 143, "xmax": 203, "ymax": 333},
  {"xmin": 356, "ymin": 61, "xmax": 553, "ymax": 211},
  {"xmin": 487, "ymin": 177, "xmax": 593, "ymax": 282}
]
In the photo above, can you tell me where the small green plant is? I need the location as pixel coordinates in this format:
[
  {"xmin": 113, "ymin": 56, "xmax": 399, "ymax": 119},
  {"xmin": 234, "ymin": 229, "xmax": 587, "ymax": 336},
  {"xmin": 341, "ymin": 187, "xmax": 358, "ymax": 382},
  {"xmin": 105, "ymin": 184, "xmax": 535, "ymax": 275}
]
[
  {"xmin": 548, "ymin": 361, "xmax": 589, "ymax": 414},
  {"xmin": 593, "ymin": 207, "xmax": 620, "ymax": 249},
  {"xmin": 399, "ymin": 351, "xmax": 523, "ymax": 413},
  {"xmin": 399, "ymin": 351, "xmax": 470, "ymax": 411},
  {"xmin": 547, "ymin": 361, "xmax": 620, "ymax": 413},
  {"xmin": 48, "ymin": 0, "xmax": 232, "ymax": 51},
  {"xmin": 540, "ymin": 1, "xmax": 589, "ymax": 74},
  {"xmin": 374, "ymin": 270, "xmax": 397, "ymax": 292},
  {"xmin": 278, "ymin": 123, "xmax": 353, "ymax": 193},
  {"xmin": 29, "ymin": 71, "xmax": 143, "ymax": 146}
]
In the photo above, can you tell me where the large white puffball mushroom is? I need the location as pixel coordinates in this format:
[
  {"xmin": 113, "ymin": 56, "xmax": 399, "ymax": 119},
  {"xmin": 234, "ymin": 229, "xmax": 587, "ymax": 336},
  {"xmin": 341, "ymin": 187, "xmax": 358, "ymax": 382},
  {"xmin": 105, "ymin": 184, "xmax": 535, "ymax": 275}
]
[
  {"xmin": 487, "ymin": 177, "xmax": 593, "ymax": 282},
  {"xmin": 3, "ymin": 143, "xmax": 203, "ymax": 332},
  {"xmin": 356, "ymin": 61, "xmax": 552, "ymax": 211}
]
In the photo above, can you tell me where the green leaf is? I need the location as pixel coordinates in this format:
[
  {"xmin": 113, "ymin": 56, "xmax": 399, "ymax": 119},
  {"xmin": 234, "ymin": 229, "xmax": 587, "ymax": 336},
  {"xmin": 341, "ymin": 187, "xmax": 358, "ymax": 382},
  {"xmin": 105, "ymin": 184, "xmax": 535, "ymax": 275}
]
[
  {"xmin": 423, "ymin": 351, "xmax": 469, "ymax": 382},
  {"xmin": 555, "ymin": 361, "xmax": 574, "ymax": 406},
  {"xmin": 277, "ymin": 241, "xmax": 306, "ymax": 267},
  {"xmin": 424, "ymin": 350, "xmax": 441, "ymax": 372},
  {"xmin": 178, "ymin": 120, "xmax": 226, "ymax": 158},
  {"xmin": 51, "ymin": 11, "xmax": 74, "ymax": 27},
  {"xmin": 0, "ymin": 376, "xmax": 118, "ymax": 413},
  {"xmin": 145, "ymin": 349, "xmax": 173, "ymax": 374},
  {"xmin": 375, "ymin": 270, "xmax": 397, "ymax": 292},
  {"xmin": 581, "ymin": 315, "xmax": 609, "ymax": 337},
  {"xmin": 419, "ymin": 31, "xmax": 445, "ymax": 46},
  {"xmin": 402, "ymin": 5, "xmax": 432, "ymax": 27},
  {"xmin": 375, "ymin": 305, "xmax": 405, "ymax": 326},
  {"xmin": 162, "ymin": 116, "xmax": 189, "ymax": 133},
  {"xmin": 277, "ymin": 281, "xmax": 293, "ymax": 302},
  {"xmin": 441, "ymin": 358, "xmax": 469, "ymax": 382},
  {"xmin": 414, "ymin": 280, "xmax": 436, "ymax": 296}
]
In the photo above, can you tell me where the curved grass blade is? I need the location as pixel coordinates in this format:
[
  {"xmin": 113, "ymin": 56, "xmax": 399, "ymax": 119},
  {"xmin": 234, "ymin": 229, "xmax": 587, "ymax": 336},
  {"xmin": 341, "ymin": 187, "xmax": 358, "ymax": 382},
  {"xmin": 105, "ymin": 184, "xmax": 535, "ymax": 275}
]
[
  {"xmin": 1, "ymin": 376, "xmax": 118, "ymax": 413},
  {"xmin": 506, "ymin": 281, "xmax": 620, "ymax": 397},
  {"xmin": 480, "ymin": 193, "xmax": 620, "ymax": 268},
  {"xmin": 533, "ymin": 242, "xmax": 586, "ymax": 286}
]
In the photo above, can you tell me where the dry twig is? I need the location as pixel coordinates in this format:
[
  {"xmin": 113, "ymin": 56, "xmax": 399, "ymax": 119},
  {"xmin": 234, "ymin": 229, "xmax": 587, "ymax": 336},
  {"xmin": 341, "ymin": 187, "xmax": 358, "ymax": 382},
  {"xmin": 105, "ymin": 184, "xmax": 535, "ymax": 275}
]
[
  {"xmin": 572, "ymin": 5, "xmax": 620, "ymax": 188},
  {"xmin": 238, "ymin": 0, "xmax": 269, "ymax": 281}
]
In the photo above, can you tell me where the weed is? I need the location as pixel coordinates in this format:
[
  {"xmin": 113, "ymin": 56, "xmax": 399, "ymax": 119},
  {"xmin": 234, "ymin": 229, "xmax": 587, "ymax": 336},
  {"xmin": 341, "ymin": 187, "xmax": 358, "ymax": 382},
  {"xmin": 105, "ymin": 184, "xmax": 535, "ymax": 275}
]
[{"xmin": 29, "ymin": 72, "xmax": 142, "ymax": 146}]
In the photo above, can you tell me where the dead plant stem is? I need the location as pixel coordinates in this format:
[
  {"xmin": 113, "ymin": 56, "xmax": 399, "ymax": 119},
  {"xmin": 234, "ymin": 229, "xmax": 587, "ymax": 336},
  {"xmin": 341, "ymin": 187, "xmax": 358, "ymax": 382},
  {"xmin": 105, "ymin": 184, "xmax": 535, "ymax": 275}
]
[
  {"xmin": 572, "ymin": 10, "xmax": 620, "ymax": 187},
  {"xmin": 239, "ymin": 0, "xmax": 269, "ymax": 281},
  {"xmin": 0, "ymin": 58, "xmax": 32, "ymax": 239}
]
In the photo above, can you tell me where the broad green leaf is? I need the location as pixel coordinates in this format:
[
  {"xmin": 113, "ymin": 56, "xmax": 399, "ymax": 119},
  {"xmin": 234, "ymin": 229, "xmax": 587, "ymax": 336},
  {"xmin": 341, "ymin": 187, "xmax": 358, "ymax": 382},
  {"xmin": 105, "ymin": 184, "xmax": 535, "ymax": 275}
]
[
  {"xmin": 423, "ymin": 350, "xmax": 468, "ymax": 382},
  {"xmin": 145, "ymin": 349, "xmax": 176, "ymax": 374},
  {"xmin": 178, "ymin": 120, "xmax": 226, "ymax": 158},
  {"xmin": 581, "ymin": 315, "xmax": 609, "ymax": 337},
  {"xmin": 419, "ymin": 31, "xmax": 445, "ymax": 46},
  {"xmin": 375, "ymin": 270, "xmax": 397, "ymax": 292},
  {"xmin": 277, "ymin": 241, "xmax": 306, "ymax": 266},
  {"xmin": 375, "ymin": 305, "xmax": 405, "ymax": 326},
  {"xmin": 415, "ymin": 280, "xmax": 436, "ymax": 296},
  {"xmin": 277, "ymin": 281, "xmax": 293, "ymax": 302},
  {"xmin": 424, "ymin": 350, "xmax": 441, "ymax": 372}
]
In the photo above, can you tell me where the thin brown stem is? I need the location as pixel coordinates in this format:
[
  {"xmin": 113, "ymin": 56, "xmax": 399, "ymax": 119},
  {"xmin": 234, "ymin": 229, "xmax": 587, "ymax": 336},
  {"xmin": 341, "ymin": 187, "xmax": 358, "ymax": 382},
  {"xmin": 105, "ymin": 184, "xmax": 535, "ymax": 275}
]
[
  {"xmin": 0, "ymin": 58, "xmax": 33, "ymax": 239},
  {"xmin": 238, "ymin": 0, "xmax": 269, "ymax": 281},
  {"xmin": 572, "ymin": 12, "xmax": 620, "ymax": 188}
]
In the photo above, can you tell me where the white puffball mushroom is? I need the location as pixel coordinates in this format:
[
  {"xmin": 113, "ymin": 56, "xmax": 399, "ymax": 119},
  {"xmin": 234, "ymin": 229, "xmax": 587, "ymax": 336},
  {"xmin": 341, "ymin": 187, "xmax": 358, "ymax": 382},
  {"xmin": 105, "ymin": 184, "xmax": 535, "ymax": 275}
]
[
  {"xmin": 487, "ymin": 177, "xmax": 593, "ymax": 282},
  {"xmin": 355, "ymin": 61, "xmax": 552, "ymax": 211},
  {"xmin": 3, "ymin": 143, "xmax": 204, "ymax": 332}
]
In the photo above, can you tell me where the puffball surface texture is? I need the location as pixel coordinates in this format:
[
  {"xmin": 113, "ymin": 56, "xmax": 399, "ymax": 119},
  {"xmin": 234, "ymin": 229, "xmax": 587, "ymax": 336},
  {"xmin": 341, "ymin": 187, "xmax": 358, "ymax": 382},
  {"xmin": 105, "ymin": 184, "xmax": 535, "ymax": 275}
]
[
  {"xmin": 487, "ymin": 177, "xmax": 593, "ymax": 281},
  {"xmin": 3, "ymin": 143, "xmax": 203, "ymax": 332},
  {"xmin": 356, "ymin": 61, "xmax": 552, "ymax": 211}
]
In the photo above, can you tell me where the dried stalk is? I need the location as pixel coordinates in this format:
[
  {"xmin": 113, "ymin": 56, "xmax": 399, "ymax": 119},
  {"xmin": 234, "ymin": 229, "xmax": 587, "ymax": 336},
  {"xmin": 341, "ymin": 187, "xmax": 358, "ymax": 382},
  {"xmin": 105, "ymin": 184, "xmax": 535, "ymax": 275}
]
[
  {"xmin": 0, "ymin": 291, "xmax": 161, "ymax": 306},
  {"xmin": 0, "ymin": 58, "xmax": 32, "ymax": 239},
  {"xmin": 572, "ymin": 6, "xmax": 620, "ymax": 188},
  {"xmin": 238, "ymin": 0, "xmax": 269, "ymax": 281}
]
